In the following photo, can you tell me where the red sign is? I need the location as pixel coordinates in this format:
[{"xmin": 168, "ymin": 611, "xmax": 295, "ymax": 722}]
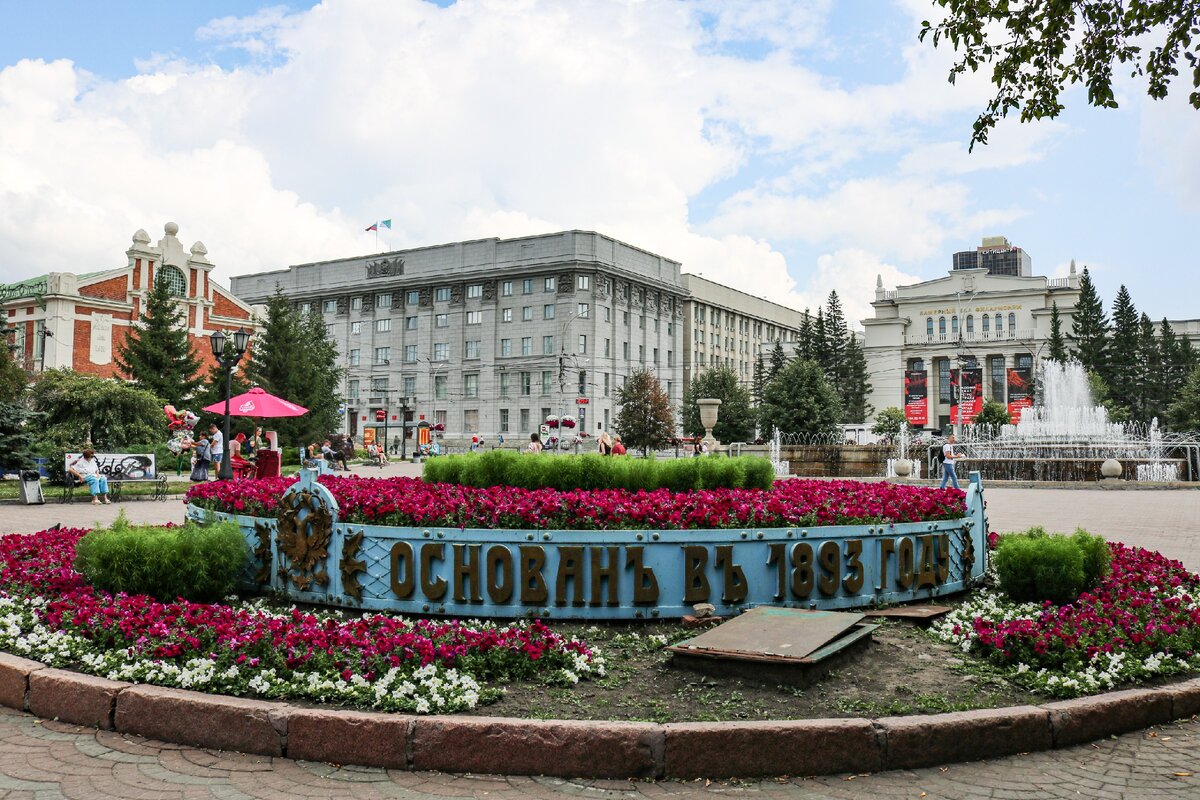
[
  {"xmin": 949, "ymin": 368, "xmax": 984, "ymax": 424},
  {"xmin": 375, "ymin": 410, "xmax": 386, "ymax": 421},
  {"xmin": 575, "ymin": 398, "xmax": 589, "ymax": 405},
  {"xmin": 1006, "ymin": 366, "xmax": 1033, "ymax": 423},
  {"xmin": 903, "ymin": 370, "xmax": 928, "ymax": 427}
]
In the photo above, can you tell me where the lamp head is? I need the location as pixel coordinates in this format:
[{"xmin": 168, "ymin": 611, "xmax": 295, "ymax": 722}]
[
  {"xmin": 232, "ymin": 327, "xmax": 251, "ymax": 355},
  {"xmin": 209, "ymin": 329, "xmax": 227, "ymax": 358}
]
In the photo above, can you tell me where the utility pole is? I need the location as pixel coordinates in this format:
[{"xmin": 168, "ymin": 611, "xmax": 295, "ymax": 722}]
[{"xmin": 955, "ymin": 290, "xmax": 964, "ymax": 438}]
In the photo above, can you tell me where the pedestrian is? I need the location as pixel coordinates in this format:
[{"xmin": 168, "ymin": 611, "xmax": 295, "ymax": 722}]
[
  {"xmin": 611, "ymin": 435, "xmax": 626, "ymax": 456},
  {"xmin": 693, "ymin": 439, "xmax": 703, "ymax": 457},
  {"xmin": 68, "ymin": 449, "xmax": 111, "ymax": 505},
  {"xmin": 208, "ymin": 424, "xmax": 224, "ymax": 475},
  {"xmin": 527, "ymin": 432, "xmax": 544, "ymax": 454},
  {"xmin": 597, "ymin": 431, "xmax": 613, "ymax": 455},
  {"xmin": 190, "ymin": 434, "xmax": 212, "ymax": 482},
  {"xmin": 939, "ymin": 434, "xmax": 960, "ymax": 490}
]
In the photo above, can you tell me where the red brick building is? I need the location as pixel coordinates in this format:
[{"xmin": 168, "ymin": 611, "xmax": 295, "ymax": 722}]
[{"xmin": 2, "ymin": 222, "xmax": 255, "ymax": 377}]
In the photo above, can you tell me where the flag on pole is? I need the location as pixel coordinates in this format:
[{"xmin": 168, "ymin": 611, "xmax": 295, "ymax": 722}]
[
  {"xmin": 379, "ymin": 219, "xmax": 392, "ymax": 229},
  {"xmin": 365, "ymin": 223, "xmax": 378, "ymax": 232}
]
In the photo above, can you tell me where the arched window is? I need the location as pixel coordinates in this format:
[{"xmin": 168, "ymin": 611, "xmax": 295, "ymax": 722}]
[
  {"xmin": 995, "ymin": 313, "xmax": 1003, "ymax": 332},
  {"xmin": 926, "ymin": 318, "xmax": 934, "ymax": 337},
  {"xmin": 938, "ymin": 317, "xmax": 946, "ymax": 336},
  {"xmin": 966, "ymin": 314, "xmax": 974, "ymax": 334},
  {"xmin": 951, "ymin": 316, "xmax": 959, "ymax": 336},
  {"xmin": 1008, "ymin": 313, "xmax": 1017, "ymax": 335},
  {"xmin": 157, "ymin": 265, "xmax": 187, "ymax": 297},
  {"xmin": 982, "ymin": 315, "xmax": 990, "ymax": 333}
]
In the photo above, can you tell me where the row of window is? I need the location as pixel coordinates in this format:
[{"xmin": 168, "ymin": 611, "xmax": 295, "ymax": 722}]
[
  {"xmin": 346, "ymin": 337, "xmax": 675, "ymax": 365},
  {"xmin": 338, "ymin": 304, "xmax": 682, "ymax": 334},
  {"xmin": 349, "ymin": 369, "xmax": 623, "ymax": 401},
  {"xmin": 925, "ymin": 313, "xmax": 1018, "ymax": 337},
  {"xmin": 303, "ymin": 275, "xmax": 598, "ymax": 316},
  {"xmin": 692, "ymin": 303, "xmax": 795, "ymax": 340}
]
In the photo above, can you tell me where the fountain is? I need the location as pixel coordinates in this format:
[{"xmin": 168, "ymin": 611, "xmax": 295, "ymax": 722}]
[
  {"xmin": 769, "ymin": 429, "xmax": 791, "ymax": 478},
  {"xmin": 945, "ymin": 361, "xmax": 1195, "ymax": 482}
]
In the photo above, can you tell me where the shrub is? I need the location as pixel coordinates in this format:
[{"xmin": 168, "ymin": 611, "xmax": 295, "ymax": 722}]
[
  {"xmin": 993, "ymin": 526, "xmax": 1111, "ymax": 605},
  {"xmin": 421, "ymin": 450, "xmax": 775, "ymax": 491},
  {"xmin": 73, "ymin": 512, "xmax": 249, "ymax": 602}
]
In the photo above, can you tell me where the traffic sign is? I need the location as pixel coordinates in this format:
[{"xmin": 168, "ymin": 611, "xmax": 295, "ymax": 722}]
[{"xmin": 575, "ymin": 398, "xmax": 589, "ymax": 405}]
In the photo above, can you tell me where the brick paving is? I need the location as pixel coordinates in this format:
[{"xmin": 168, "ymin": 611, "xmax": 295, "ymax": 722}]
[{"xmin": 0, "ymin": 483, "xmax": 1198, "ymax": 794}]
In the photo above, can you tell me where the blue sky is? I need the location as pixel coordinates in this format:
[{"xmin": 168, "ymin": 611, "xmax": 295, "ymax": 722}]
[{"xmin": 1, "ymin": 0, "xmax": 1196, "ymax": 323}]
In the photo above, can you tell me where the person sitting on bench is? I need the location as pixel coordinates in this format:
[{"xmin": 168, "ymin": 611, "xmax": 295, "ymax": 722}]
[{"xmin": 69, "ymin": 449, "xmax": 111, "ymax": 505}]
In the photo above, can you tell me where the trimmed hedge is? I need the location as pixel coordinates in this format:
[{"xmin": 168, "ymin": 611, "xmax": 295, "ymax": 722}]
[
  {"xmin": 993, "ymin": 526, "xmax": 1112, "ymax": 605},
  {"xmin": 423, "ymin": 450, "xmax": 776, "ymax": 491},
  {"xmin": 73, "ymin": 512, "xmax": 249, "ymax": 602}
]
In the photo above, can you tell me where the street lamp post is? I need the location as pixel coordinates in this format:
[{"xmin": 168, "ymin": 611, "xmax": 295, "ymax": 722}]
[{"xmin": 209, "ymin": 327, "xmax": 252, "ymax": 480}]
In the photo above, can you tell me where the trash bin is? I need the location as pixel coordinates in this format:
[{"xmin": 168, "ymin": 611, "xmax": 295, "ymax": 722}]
[{"xmin": 18, "ymin": 470, "xmax": 45, "ymax": 505}]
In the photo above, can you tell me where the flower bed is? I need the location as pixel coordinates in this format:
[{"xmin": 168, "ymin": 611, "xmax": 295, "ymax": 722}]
[
  {"xmin": 185, "ymin": 476, "xmax": 965, "ymax": 530},
  {"xmin": 933, "ymin": 541, "xmax": 1200, "ymax": 697},
  {"xmin": 0, "ymin": 528, "xmax": 603, "ymax": 713}
]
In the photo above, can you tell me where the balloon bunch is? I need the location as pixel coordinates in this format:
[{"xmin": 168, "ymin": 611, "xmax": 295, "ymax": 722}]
[{"xmin": 164, "ymin": 404, "xmax": 201, "ymax": 455}]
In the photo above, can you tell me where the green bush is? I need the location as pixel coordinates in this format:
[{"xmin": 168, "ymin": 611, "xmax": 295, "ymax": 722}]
[
  {"xmin": 993, "ymin": 526, "xmax": 1112, "ymax": 605},
  {"xmin": 421, "ymin": 450, "xmax": 775, "ymax": 491},
  {"xmin": 74, "ymin": 512, "xmax": 249, "ymax": 602}
]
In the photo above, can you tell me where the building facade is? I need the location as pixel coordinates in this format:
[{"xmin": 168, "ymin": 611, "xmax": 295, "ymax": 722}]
[
  {"xmin": 1, "ymin": 222, "xmax": 255, "ymax": 379},
  {"xmin": 680, "ymin": 275, "xmax": 805, "ymax": 391},
  {"xmin": 230, "ymin": 231, "xmax": 686, "ymax": 444},
  {"xmin": 952, "ymin": 236, "xmax": 1033, "ymax": 277}
]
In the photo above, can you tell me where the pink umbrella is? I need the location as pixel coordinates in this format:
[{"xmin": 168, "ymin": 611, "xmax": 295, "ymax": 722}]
[{"xmin": 201, "ymin": 386, "xmax": 308, "ymax": 418}]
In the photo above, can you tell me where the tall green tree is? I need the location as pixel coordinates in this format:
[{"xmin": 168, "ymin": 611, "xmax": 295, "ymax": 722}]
[
  {"xmin": 751, "ymin": 353, "xmax": 766, "ymax": 406},
  {"xmin": 1070, "ymin": 268, "xmax": 1108, "ymax": 375},
  {"xmin": 812, "ymin": 308, "xmax": 829, "ymax": 370},
  {"xmin": 920, "ymin": 1, "xmax": 1200, "ymax": 150},
  {"xmin": 822, "ymin": 292, "xmax": 848, "ymax": 387},
  {"xmin": 796, "ymin": 310, "xmax": 815, "ymax": 362},
  {"xmin": 244, "ymin": 290, "xmax": 342, "ymax": 447},
  {"xmin": 681, "ymin": 365, "xmax": 756, "ymax": 444},
  {"xmin": 1159, "ymin": 319, "xmax": 1182, "ymax": 396},
  {"xmin": 841, "ymin": 332, "xmax": 872, "ymax": 423},
  {"xmin": 1134, "ymin": 314, "xmax": 1164, "ymax": 422},
  {"xmin": 1107, "ymin": 285, "xmax": 1140, "ymax": 412},
  {"xmin": 614, "ymin": 367, "xmax": 675, "ymax": 456},
  {"xmin": 767, "ymin": 339, "xmax": 787, "ymax": 383},
  {"xmin": 1046, "ymin": 302, "xmax": 1069, "ymax": 363},
  {"xmin": 1168, "ymin": 366, "xmax": 1200, "ymax": 432},
  {"xmin": 115, "ymin": 271, "xmax": 203, "ymax": 403},
  {"xmin": 758, "ymin": 358, "xmax": 842, "ymax": 437}
]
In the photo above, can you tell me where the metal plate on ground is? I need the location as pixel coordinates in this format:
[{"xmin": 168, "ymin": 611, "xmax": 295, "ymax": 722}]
[
  {"xmin": 666, "ymin": 606, "xmax": 873, "ymax": 665},
  {"xmin": 863, "ymin": 605, "xmax": 952, "ymax": 621}
]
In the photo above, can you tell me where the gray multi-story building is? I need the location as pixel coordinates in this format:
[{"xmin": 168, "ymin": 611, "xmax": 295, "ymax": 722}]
[
  {"xmin": 230, "ymin": 231, "xmax": 685, "ymax": 446},
  {"xmin": 952, "ymin": 236, "xmax": 1033, "ymax": 277}
]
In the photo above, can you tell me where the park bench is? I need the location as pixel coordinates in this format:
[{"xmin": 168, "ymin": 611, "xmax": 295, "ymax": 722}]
[{"xmin": 61, "ymin": 453, "xmax": 169, "ymax": 503}]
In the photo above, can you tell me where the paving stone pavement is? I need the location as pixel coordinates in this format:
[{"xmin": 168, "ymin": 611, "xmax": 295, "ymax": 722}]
[
  {"xmin": 1, "ymin": 484, "xmax": 1199, "ymax": 795},
  {"xmin": 0, "ymin": 707, "xmax": 1197, "ymax": 799}
]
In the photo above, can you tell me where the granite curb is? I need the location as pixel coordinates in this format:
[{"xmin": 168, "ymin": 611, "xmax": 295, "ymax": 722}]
[{"xmin": 0, "ymin": 653, "xmax": 1195, "ymax": 778}]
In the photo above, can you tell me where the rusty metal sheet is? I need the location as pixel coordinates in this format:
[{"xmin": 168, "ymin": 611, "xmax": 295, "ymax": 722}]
[
  {"xmin": 667, "ymin": 606, "xmax": 865, "ymax": 663},
  {"xmin": 863, "ymin": 605, "xmax": 952, "ymax": 621}
]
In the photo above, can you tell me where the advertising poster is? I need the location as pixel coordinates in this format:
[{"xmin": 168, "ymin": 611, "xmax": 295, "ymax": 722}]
[
  {"xmin": 1007, "ymin": 366, "xmax": 1034, "ymax": 423},
  {"xmin": 903, "ymin": 370, "xmax": 928, "ymax": 426},
  {"xmin": 949, "ymin": 368, "xmax": 984, "ymax": 424}
]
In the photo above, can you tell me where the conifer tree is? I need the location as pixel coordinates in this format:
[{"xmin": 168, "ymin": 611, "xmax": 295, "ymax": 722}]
[
  {"xmin": 1136, "ymin": 313, "xmax": 1163, "ymax": 422},
  {"xmin": 796, "ymin": 310, "xmax": 815, "ymax": 362},
  {"xmin": 767, "ymin": 339, "xmax": 787, "ymax": 383},
  {"xmin": 841, "ymin": 333, "xmax": 872, "ymax": 423},
  {"xmin": 813, "ymin": 308, "xmax": 829, "ymax": 371},
  {"xmin": 1159, "ymin": 319, "xmax": 1186, "ymax": 404},
  {"xmin": 752, "ymin": 353, "xmax": 766, "ymax": 405},
  {"xmin": 1069, "ymin": 268, "xmax": 1108, "ymax": 375},
  {"xmin": 115, "ymin": 271, "xmax": 203, "ymax": 403},
  {"xmin": 1047, "ymin": 302, "xmax": 1068, "ymax": 363},
  {"xmin": 822, "ymin": 292, "xmax": 848, "ymax": 388},
  {"xmin": 1107, "ymin": 285, "xmax": 1139, "ymax": 410},
  {"xmin": 758, "ymin": 358, "xmax": 842, "ymax": 437}
]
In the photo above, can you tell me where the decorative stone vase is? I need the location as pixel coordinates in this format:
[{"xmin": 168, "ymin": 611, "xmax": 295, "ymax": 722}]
[
  {"xmin": 696, "ymin": 398, "xmax": 722, "ymax": 449},
  {"xmin": 1101, "ymin": 459, "xmax": 1123, "ymax": 479},
  {"xmin": 894, "ymin": 459, "xmax": 912, "ymax": 477}
]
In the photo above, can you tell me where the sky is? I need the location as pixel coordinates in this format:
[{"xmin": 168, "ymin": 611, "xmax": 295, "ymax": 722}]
[{"xmin": 1, "ymin": 0, "xmax": 1197, "ymax": 326}]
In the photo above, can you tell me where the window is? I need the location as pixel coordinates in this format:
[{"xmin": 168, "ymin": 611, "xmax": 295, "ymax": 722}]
[
  {"xmin": 639, "ymin": 316, "xmax": 645, "ymax": 330},
  {"xmin": 654, "ymin": 319, "xmax": 659, "ymax": 333},
  {"xmin": 577, "ymin": 303, "xmax": 589, "ymax": 318},
  {"xmin": 544, "ymin": 304, "xmax": 555, "ymax": 320},
  {"xmin": 604, "ymin": 307, "xmax": 611, "ymax": 322},
  {"xmin": 522, "ymin": 306, "xmax": 533, "ymax": 322},
  {"xmin": 951, "ymin": 316, "xmax": 959, "ymax": 336},
  {"xmin": 434, "ymin": 375, "xmax": 448, "ymax": 400},
  {"xmin": 990, "ymin": 356, "xmax": 1006, "ymax": 402},
  {"xmin": 464, "ymin": 340, "xmax": 481, "ymax": 359},
  {"xmin": 544, "ymin": 276, "xmax": 556, "ymax": 292},
  {"xmin": 520, "ymin": 408, "xmax": 530, "ymax": 430},
  {"xmin": 349, "ymin": 349, "xmax": 360, "ymax": 366},
  {"xmin": 938, "ymin": 358, "xmax": 952, "ymax": 403},
  {"xmin": 499, "ymin": 408, "xmax": 510, "ymax": 432},
  {"xmin": 466, "ymin": 310, "xmax": 482, "ymax": 325},
  {"xmin": 623, "ymin": 342, "xmax": 630, "ymax": 359},
  {"xmin": 405, "ymin": 291, "xmax": 419, "ymax": 306},
  {"xmin": 927, "ymin": 318, "xmax": 934, "ymax": 337},
  {"xmin": 300, "ymin": 303, "xmax": 311, "ymax": 314},
  {"xmin": 435, "ymin": 314, "xmax": 449, "ymax": 328},
  {"xmin": 434, "ymin": 410, "xmax": 447, "ymax": 427},
  {"xmin": 653, "ymin": 347, "xmax": 659, "ymax": 364},
  {"xmin": 1008, "ymin": 313, "xmax": 1017, "ymax": 334},
  {"xmin": 351, "ymin": 321, "xmax": 362, "ymax": 335},
  {"xmin": 1016, "ymin": 354, "xmax": 1033, "ymax": 368},
  {"xmin": 604, "ymin": 373, "xmax": 610, "ymax": 397},
  {"xmin": 376, "ymin": 293, "xmax": 393, "ymax": 308},
  {"xmin": 501, "ymin": 339, "xmax": 512, "ymax": 357},
  {"xmin": 939, "ymin": 317, "xmax": 946, "ymax": 336},
  {"xmin": 464, "ymin": 374, "xmax": 479, "ymax": 399},
  {"xmin": 667, "ymin": 322, "xmax": 673, "ymax": 336},
  {"xmin": 520, "ymin": 371, "xmax": 532, "ymax": 396},
  {"xmin": 375, "ymin": 318, "xmax": 391, "ymax": 333},
  {"xmin": 577, "ymin": 275, "xmax": 590, "ymax": 290},
  {"xmin": 371, "ymin": 377, "xmax": 388, "ymax": 393},
  {"xmin": 982, "ymin": 315, "xmax": 990, "ymax": 333},
  {"xmin": 604, "ymin": 338, "xmax": 611, "ymax": 357},
  {"xmin": 157, "ymin": 265, "xmax": 187, "ymax": 297},
  {"xmin": 713, "ymin": 310, "xmax": 721, "ymax": 326},
  {"xmin": 501, "ymin": 281, "xmax": 513, "ymax": 297},
  {"xmin": 500, "ymin": 373, "xmax": 511, "ymax": 397},
  {"xmin": 667, "ymin": 350, "xmax": 674, "ymax": 367},
  {"xmin": 347, "ymin": 379, "xmax": 359, "ymax": 399},
  {"xmin": 352, "ymin": 296, "xmax": 363, "ymax": 311},
  {"xmin": 435, "ymin": 287, "xmax": 451, "ymax": 302},
  {"xmin": 502, "ymin": 308, "xmax": 513, "ymax": 323},
  {"xmin": 522, "ymin": 279, "xmax": 533, "ymax": 295},
  {"xmin": 467, "ymin": 284, "xmax": 482, "ymax": 299},
  {"xmin": 541, "ymin": 371, "xmax": 553, "ymax": 395},
  {"xmin": 638, "ymin": 344, "xmax": 645, "ymax": 363},
  {"xmin": 374, "ymin": 347, "xmax": 390, "ymax": 364},
  {"xmin": 966, "ymin": 314, "xmax": 974, "ymax": 334},
  {"xmin": 521, "ymin": 336, "xmax": 532, "ymax": 356},
  {"xmin": 578, "ymin": 334, "xmax": 587, "ymax": 354},
  {"xmin": 543, "ymin": 335, "xmax": 554, "ymax": 355},
  {"xmin": 404, "ymin": 345, "xmax": 417, "ymax": 362},
  {"xmin": 995, "ymin": 313, "xmax": 1003, "ymax": 332},
  {"xmin": 405, "ymin": 316, "xmax": 417, "ymax": 331},
  {"xmin": 541, "ymin": 407, "xmax": 552, "ymax": 423},
  {"xmin": 578, "ymin": 370, "xmax": 586, "ymax": 395},
  {"xmin": 909, "ymin": 358, "xmax": 925, "ymax": 372},
  {"xmin": 433, "ymin": 343, "xmax": 449, "ymax": 361},
  {"xmin": 404, "ymin": 376, "xmax": 416, "ymax": 397},
  {"xmin": 322, "ymin": 300, "xmax": 337, "ymax": 314}
]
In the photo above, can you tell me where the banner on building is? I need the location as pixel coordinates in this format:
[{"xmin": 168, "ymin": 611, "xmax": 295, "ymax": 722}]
[
  {"xmin": 1006, "ymin": 366, "xmax": 1033, "ymax": 423},
  {"xmin": 949, "ymin": 368, "xmax": 983, "ymax": 424},
  {"xmin": 903, "ymin": 370, "xmax": 928, "ymax": 426}
]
